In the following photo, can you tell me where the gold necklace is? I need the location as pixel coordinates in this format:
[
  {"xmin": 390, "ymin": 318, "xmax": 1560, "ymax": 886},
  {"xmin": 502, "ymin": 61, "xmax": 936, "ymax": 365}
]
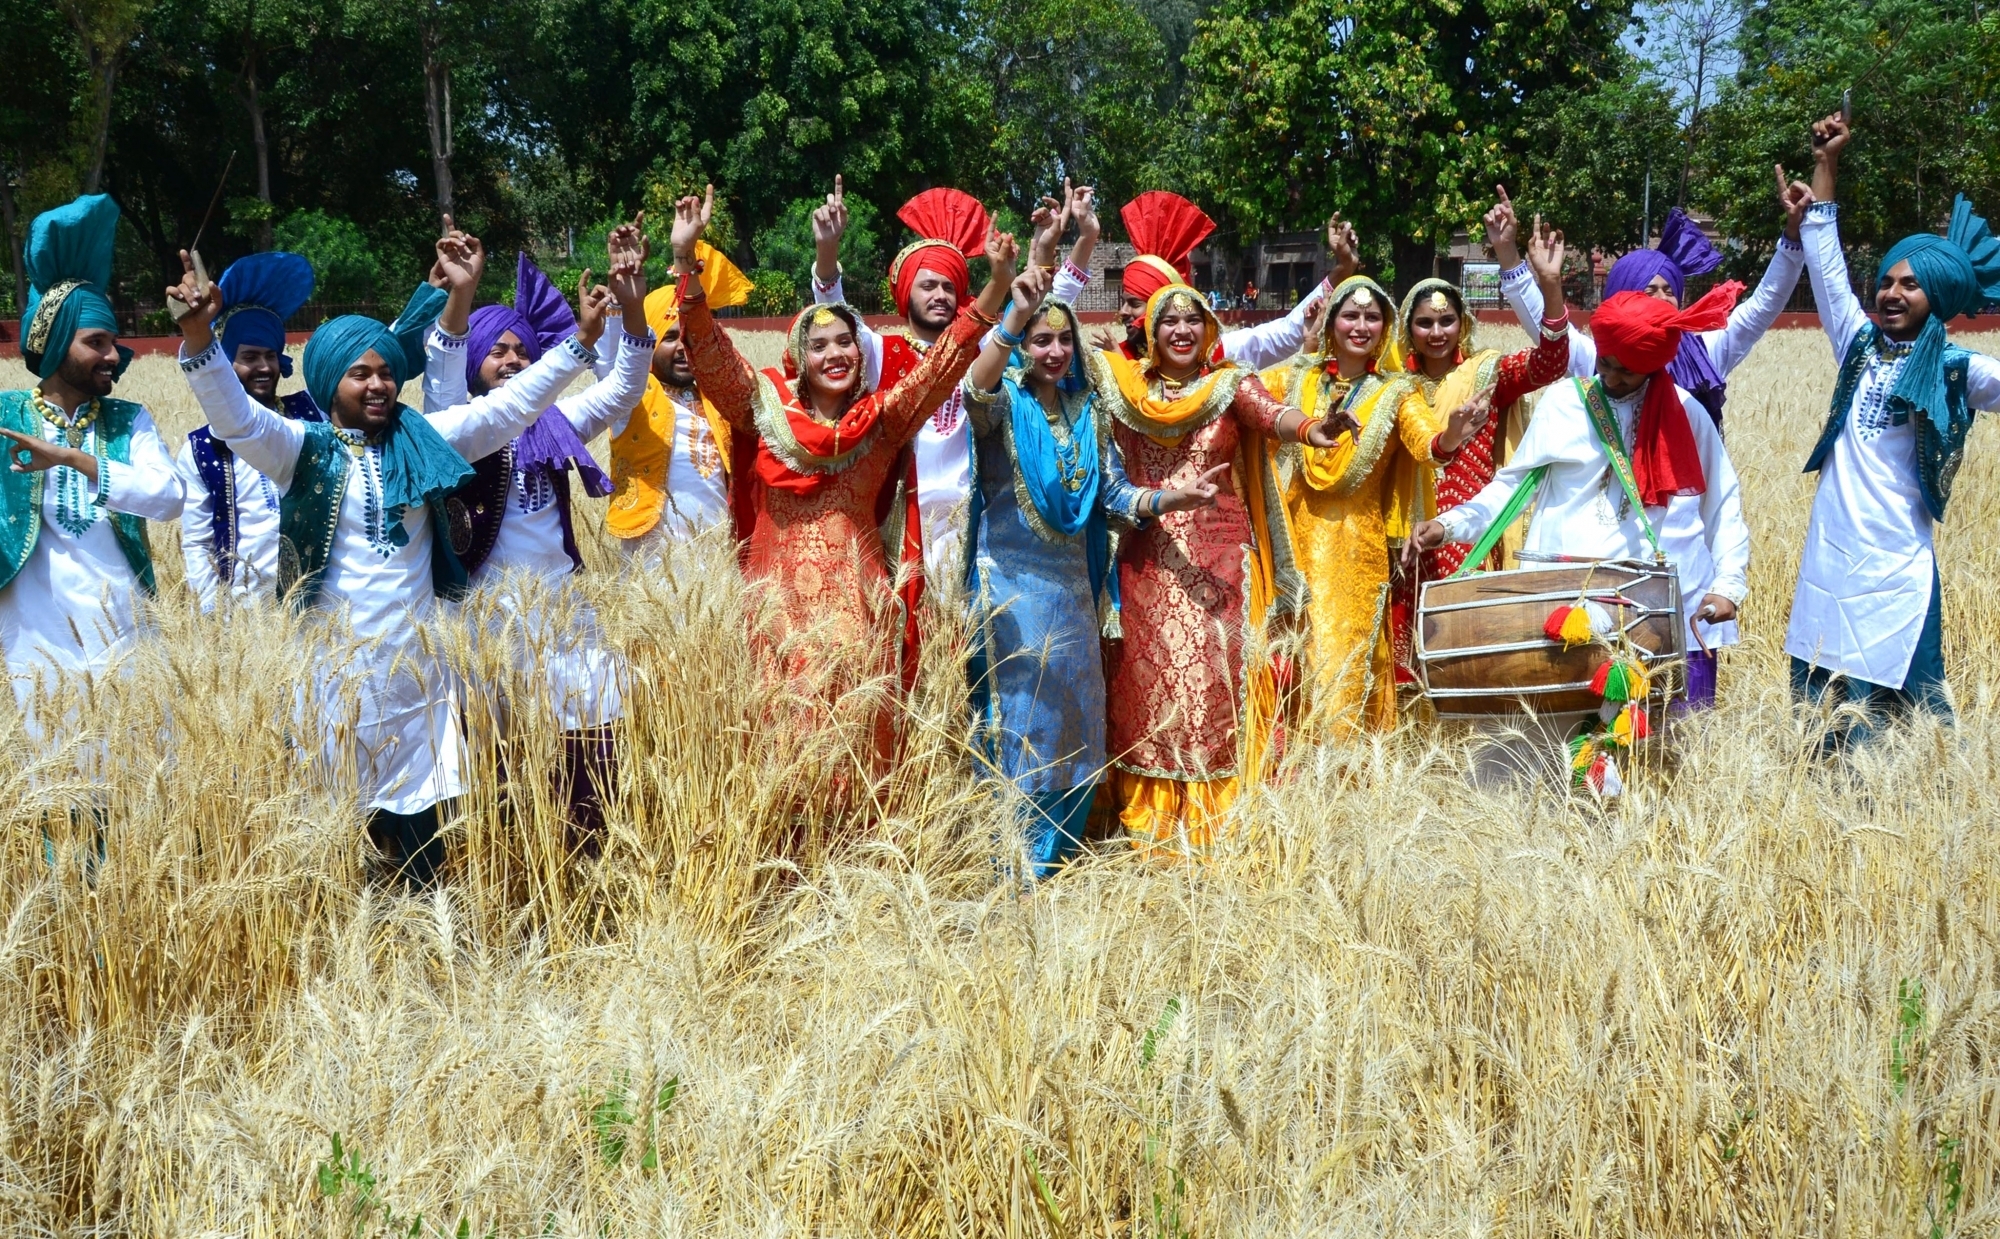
[{"xmin": 32, "ymin": 391, "xmax": 99, "ymax": 449}]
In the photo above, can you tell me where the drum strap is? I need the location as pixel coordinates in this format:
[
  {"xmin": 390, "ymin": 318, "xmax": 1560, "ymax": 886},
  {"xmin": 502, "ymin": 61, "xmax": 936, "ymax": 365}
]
[{"xmin": 1575, "ymin": 377, "xmax": 1664, "ymax": 560}]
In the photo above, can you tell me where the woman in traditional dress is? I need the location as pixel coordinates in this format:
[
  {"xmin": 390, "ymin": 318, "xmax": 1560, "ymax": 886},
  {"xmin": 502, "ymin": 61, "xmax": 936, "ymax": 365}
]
[
  {"xmin": 1098, "ymin": 283, "xmax": 1349, "ymax": 855},
  {"xmin": 959, "ymin": 266, "xmax": 1222, "ymax": 879},
  {"xmin": 1386, "ymin": 217, "xmax": 1572, "ymax": 676},
  {"xmin": 1257, "ymin": 276, "xmax": 1491, "ymax": 737},
  {"xmin": 669, "ymin": 188, "xmax": 1010, "ymax": 771}
]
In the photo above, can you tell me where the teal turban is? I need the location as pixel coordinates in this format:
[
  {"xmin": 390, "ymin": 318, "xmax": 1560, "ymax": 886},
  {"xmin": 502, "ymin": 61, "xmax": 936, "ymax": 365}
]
[
  {"xmin": 21, "ymin": 194, "xmax": 129, "ymax": 382},
  {"xmin": 1877, "ymin": 194, "xmax": 2000, "ymax": 434},
  {"xmin": 298, "ymin": 282, "xmax": 470, "ymax": 539}
]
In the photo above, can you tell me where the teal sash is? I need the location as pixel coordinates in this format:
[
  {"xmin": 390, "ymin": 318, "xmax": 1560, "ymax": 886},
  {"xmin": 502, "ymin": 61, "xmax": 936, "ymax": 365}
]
[{"xmin": 0, "ymin": 390, "xmax": 155, "ymax": 595}]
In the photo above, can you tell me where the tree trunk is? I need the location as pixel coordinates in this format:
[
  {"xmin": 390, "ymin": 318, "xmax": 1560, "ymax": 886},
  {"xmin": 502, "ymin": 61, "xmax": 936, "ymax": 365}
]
[
  {"xmin": 1389, "ymin": 234, "xmax": 1436, "ymax": 301},
  {"xmin": 82, "ymin": 49, "xmax": 120, "ymax": 193},
  {"xmin": 242, "ymin": 46, "xmax": 273, "ymax": 249},
  {"xmin": 423, "ymin": 31, "xmax": 454, "ymax": 219},
  {"xmin": 0, "ymin": 169, "xmax": 23, "ymax": 318}
]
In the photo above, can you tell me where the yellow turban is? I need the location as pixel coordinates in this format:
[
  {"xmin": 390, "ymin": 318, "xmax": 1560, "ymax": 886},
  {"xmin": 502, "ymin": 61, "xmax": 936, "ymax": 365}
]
[{"xmin": 644, "ymin": 240, "xmax": 753, "ymax": 337}]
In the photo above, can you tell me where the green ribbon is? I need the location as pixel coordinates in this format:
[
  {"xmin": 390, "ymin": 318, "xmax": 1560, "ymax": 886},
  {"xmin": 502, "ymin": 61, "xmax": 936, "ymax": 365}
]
[
  {"xmin": 1447, "ymin": 464, "xmax": 1546, "ymax": 579},
  {"xmin": 1574, "ymin": 376, "xmax": 1663, "ymax": 559}
]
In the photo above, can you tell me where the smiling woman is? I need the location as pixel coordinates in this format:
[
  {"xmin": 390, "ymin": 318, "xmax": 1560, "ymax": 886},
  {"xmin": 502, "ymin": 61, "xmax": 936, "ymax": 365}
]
[{"xmin": 669, "ymin": 185, "xmax": 1011, "ymax": 786}]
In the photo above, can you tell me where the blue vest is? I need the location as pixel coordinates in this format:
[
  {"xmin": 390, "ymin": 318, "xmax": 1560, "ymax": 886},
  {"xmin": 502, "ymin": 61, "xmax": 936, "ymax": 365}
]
[
  {"xmin": 1805, "ymin": 323, "xmax": 1974, "ymax": 521},
  {"xmin": 187, "ymin": 389, "xmax": 322, "ymax": 583}
]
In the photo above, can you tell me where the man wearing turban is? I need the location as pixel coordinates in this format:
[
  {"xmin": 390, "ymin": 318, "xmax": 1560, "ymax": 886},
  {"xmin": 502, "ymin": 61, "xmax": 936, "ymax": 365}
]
[
  {"xmin": 1786, "ymin": 115, "xmax": 2000, "ymax": 750},
  {"xmin": 606, "ymin": 238, "xmax": 754, "ymax": 560},
  {"xmin": 170, "ymin": 230, "xmax": 601, "ymax": 887},
  {"xmin": 1409, "ymin": 282, "xmax": 1752, "ymax": 717},
  {"xmin": 418, "ymin": 223, "xmax": 654, "ymax": 856},
  {"xmin": 0, "ymin": 194, "xmax": 185, "ymax": 718},
  {"xmin": 1485, "ymin": 179, "xmax": 1812, "ymax": 707},
  {"xmin": 174, "ymin": 250, "xmax": 323, "ymax": 607}
]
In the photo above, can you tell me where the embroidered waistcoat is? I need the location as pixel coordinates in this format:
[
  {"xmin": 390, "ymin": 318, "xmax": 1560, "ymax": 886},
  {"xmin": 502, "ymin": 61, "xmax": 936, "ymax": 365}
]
[
  {"xmin": 0, "ymin": 390, "xmax": 154, "ymax": 594},
  {"xmin": 1806, "ymin": 323, "xmax": 1974, "ymax": 522}
]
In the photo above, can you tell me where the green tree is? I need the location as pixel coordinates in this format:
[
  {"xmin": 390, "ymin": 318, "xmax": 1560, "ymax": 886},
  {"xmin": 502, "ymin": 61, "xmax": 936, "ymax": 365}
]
[
  {"xmin": 1183, "ymin": 0, "xmax": 1638, "ymax": 289},
  {"xmin": 56, "ymin": 0, "xmax": 158, "ymax": 193},
  {"xmin": 274, "ymin": 207, "xmax": 383, "ymax": 303},
  {"xmin": 753, "ymin": 193, "xmax": 884, "ymax": 296},
  {"xmin": 1696, "ymin": 0, "xmax": 2000, "ymax": 271},
  {"xmin": 1512, "ymin": 56, "xmax": 1682, "ymax": 267}
]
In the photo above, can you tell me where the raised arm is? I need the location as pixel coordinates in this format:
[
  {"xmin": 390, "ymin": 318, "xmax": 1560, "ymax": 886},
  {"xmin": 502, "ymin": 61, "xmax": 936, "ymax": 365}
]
[
  {"xmin": 1802, "ymin": 113, "xmax": 1867, "ymax": 363},
  {"xmin": 808, "ymin": 174, "xmax": 886, "ymax": 391},
  {"xmin": 431, "ymin": 335, "xmax": 595, "ymax": 462},
  {"xmin": 561, "ymin": 220, "xmax": 657, "ymax": 442},
  {"xmin": 424, "ymin": 322, "xmax": 470, "ymax": 415},
  {"xmin": 964, "ymin": 265, "xmax": 1048, "ymax": 399},
  {"xmin": 168, "ymin": 253, "xmax": 306, "ymax": 486},
  {"xmin": 1708, "ymin": 169, "xmax": 1812, "ymax": 376},
  {"xmin": 425, "ymin": 223, "xmax": 483, "ymax": 413}
]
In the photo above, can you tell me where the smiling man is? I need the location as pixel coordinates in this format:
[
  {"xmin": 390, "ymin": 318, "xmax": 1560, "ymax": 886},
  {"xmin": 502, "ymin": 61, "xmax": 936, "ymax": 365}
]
[
  {"xmin": 1785, "ymin": 114, "xmax": 2000, "ymax": 750},
  {"xmin": 175, "ymin": 251, "xmax": 322, "ymax": 607},
  {"xmin": 1, "ymin": 194, "xmax": 184, "ymax": 719},
  {"xmin": 170, "ymin": 232, "xmax": 597, "ymax": 887}
]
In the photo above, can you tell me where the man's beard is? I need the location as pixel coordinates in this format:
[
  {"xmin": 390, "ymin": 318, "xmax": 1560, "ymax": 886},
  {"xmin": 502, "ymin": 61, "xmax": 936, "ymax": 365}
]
[
  {"xmin": 909, "ymin": 302, "xmax": 955, "ymax": 333},
  {"xmin": 1125, "ymin": 323, "xmax": 1147, "ymax": 354},
  {"xmin": 58, "ymin": 357, "xmax": 115, "ymax": 398}
]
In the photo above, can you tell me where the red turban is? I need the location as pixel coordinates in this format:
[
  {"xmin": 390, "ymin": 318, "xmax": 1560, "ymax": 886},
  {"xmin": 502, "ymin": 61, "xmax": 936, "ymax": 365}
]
[
  {"xmin": 889, "ymin": 188, "xmax": 990, "ymax": 318},
  {"xmin": 1589, "ymin": 283, "xmax": 1743, "ymax": 506},
  {"xmin": 1119, "ymin": 191, "xmax": 1215, "ymax": 304}
]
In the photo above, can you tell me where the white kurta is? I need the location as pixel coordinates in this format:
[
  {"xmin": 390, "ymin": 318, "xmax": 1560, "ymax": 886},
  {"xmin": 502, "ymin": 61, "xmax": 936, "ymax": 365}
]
[
  {"xmin": 1436, "ymin": 376, "xmax": 1751, "ymax": 627},
  {"xmin": 176, "ymin": 432, "xmax": 286, "ymax": 607},
  {"xmin": 180, "ymin": 334, "xmax": 585, "ymax": 813},
  {"xmin": 1784, "ymin": 202, "xmax": 2000, "ymax": 686},
  {"xmin": 1503, "ymin": 235, "xmax": 1803, "ymax": 648},
  {"xmin": 425, "ymin": 324, "xmax": 654, "ymax": 729},
  {"xmin": 0, "ymin": 397, "xmax": 185, "ymax": 709}
]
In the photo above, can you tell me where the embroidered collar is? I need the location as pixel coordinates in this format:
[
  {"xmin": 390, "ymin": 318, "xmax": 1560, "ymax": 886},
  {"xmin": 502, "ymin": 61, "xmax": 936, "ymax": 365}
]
[{"xmin": 1875, "ymin": 335, "xmax": 1916, "ymax": 360}]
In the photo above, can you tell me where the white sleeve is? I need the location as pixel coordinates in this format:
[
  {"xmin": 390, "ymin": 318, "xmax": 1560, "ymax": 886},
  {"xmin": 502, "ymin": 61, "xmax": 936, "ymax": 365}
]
[
  {"xmin": 424, "ymin": 323, "xmax": 472, "ymax": 414},
  {"xmin": 430, "ymin": 335, "xmax": 593, "ymax": 462},
  {"xmin": 1503, "ymin": 261, "xmax": 1593, "ymax": 377},
  {"xmin": 1705, "ymin": 235, "xmax": 1805, "ymax": 376},
  {"xmin": 814, "ymin": 271, "xmax": 884, "ymax": 391},
  {"xmin": 174, "ymin": 445, "xmax": 220, "ymax": 608},
  {"xmin": 559, "ymin": 328, "xmax": 656, "ymax": 443},
  {"xmin": 1220, "ymin": 275, "xmax": 1329, "ymax": 369},
  {"xmin": 1801, "ymin": 202, "xmax": 1868, "ymax": 366},
  {"xmin": 1688, "ymin": 397, "xmax": 1750, "ymax": 603},
  {"xmin": 1436, "ymin": 383, "xmax": 1581, "ymax": 544},
  {"xmin": 180, "ymin": 340, "xmax": 305, "ymax": 489},
  {"xmin": 591, "ymin": 312, "xmax": 621, "ymax": 381},
  {"xmin": 91, "ymin": 408, "xmax": 186, "ymax": 522},
  {"xmin": 1050, "ymin": 259, "xmax": 1090, "ymax": 306},
  {"xmin": 1966, "ymin": 352, "xmax": 2000, "ymax": 413}
]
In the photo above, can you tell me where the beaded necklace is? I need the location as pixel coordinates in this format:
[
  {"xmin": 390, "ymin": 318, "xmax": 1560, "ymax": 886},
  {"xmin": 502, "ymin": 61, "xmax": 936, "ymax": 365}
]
[
  {"xmin": 1037, "ymin": 387, "xmax": 1091, "ymax": 494},
  {"xmin": 33, "ymin": 392, "xmax": 102, "ymax": 537},
  {"xmin": 1855, "ymin": 336, "xmax": 1915, "ymax": 441}
]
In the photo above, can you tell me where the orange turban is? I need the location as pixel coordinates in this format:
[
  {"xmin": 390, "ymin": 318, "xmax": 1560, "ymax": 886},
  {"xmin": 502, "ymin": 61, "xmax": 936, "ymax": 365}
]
[
  {"xmin": 889, "ymin": 188, "xmax": 990, "ymax": 317},
  {"xmin": 1590, "ymin": 283, "xmax": 1743, "ymax": 505},
  {"xmin": 1119, "ymin": 191, "xmax": 1215, "ymax": 304}
]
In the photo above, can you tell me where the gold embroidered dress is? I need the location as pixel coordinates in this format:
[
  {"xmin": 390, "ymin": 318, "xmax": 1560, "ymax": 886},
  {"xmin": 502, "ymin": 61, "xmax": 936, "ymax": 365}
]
[
  {"xmin": 1260, "ymin": 277, "xmax": 1445, "ymax": 738},
  {"xmin": 1099, "ymin": 286, "xmax": 1307, "ymax": 853}
]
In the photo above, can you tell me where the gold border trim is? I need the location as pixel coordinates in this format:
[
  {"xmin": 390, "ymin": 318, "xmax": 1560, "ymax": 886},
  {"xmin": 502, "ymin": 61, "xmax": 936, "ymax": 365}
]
[{"xmin": 751, "ymin": 371, "xmax": 877, "ymax": 476}]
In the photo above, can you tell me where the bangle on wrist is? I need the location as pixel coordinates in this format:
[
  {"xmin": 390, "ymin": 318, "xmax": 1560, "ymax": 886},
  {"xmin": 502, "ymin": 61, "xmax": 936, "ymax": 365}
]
[
  {"xmin": 1148, "ymin": 490, "xmax": 1163, "ymax": 516},
  {"xmin": 1296, "ymin": 416, "xmax": 1317, "ymax": 445},
  {"xmin": 996, "ymin": 320, "xmax": 1026, "ymax": 348}
]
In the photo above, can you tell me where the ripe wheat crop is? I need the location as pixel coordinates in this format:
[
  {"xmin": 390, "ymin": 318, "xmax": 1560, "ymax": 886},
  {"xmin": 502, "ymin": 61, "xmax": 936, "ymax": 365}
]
[{"xmin": 0, "ymin": 328, "xmax": 1994, "ymax": 1236}]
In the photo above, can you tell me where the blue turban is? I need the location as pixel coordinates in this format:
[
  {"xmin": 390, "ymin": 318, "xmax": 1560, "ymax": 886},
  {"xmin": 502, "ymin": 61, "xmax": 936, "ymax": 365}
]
[
  {"xmin": 21, "ymin": 194, "xmax": 128, "ymax": 382},
  {"xmin": 1603, "ymin": 208, "xmax": 1731, "ymax": 423},
  {"xmin": 1876, "ymin": 194, "xmax": 2000, "ymax": 434},
  {"xmin": 218, "ymin": 251, "xmax": 316, "ymax": 377}
]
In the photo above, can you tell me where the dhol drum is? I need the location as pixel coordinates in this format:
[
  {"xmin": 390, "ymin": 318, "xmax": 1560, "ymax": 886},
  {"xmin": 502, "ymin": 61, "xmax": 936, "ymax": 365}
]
[{"xmin": 1416, "ymin": 559, "xmax": 1685, "ymax": 717}]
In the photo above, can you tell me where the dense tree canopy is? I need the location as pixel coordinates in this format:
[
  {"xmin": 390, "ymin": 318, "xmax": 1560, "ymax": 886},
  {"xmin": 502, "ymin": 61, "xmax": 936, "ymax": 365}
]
[{"xmin": 3, "ymin": 0, "xmax": 1998, "ymax": 319}]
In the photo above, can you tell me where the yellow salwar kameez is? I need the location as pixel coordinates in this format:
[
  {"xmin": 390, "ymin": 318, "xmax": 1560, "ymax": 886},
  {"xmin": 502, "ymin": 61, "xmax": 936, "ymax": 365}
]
[{"xmin": 1260, "ymin": 279, "xmax": 1446, "ymax": 739}]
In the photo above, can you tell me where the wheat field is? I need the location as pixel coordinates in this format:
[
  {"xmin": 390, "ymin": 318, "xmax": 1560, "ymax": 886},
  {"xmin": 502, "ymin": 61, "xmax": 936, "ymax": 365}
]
[{"xmin": 0, "ymin": 325, "xmax": 1996, "ymax": 1237}]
